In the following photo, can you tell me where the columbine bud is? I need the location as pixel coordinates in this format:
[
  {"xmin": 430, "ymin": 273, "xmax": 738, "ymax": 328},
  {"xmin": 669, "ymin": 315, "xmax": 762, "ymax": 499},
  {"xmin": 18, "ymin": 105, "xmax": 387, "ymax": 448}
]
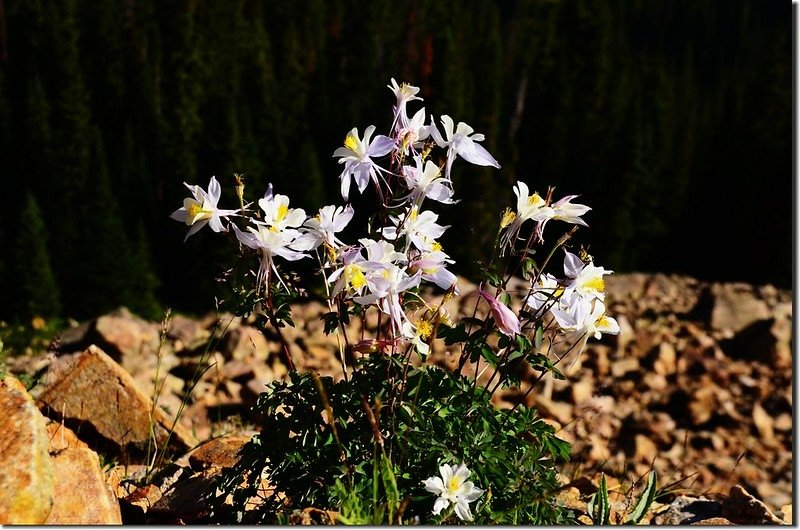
[
  {"xmin": 477, "ymin": 289, "xmax": 521, "ymax": 337},
  {"xmin": 234, "ymin": 173, "xmax": 245, "ymax": 211}
]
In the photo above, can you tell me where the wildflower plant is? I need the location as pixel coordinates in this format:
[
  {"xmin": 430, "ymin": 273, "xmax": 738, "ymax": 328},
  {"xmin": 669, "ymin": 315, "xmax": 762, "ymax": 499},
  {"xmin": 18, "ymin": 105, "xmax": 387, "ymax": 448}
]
[{"xmin": 173, "ymin": 79, "xmax": 619, "ymax": 524}]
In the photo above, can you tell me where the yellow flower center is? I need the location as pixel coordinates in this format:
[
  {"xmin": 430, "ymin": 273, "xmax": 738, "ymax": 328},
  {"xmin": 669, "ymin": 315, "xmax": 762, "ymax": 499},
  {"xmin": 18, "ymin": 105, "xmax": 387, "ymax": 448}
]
[
  {"xmin": 187, "ymin": 202, "xmax": 205, "ymax": 218},
  {"xmin": 417, "ymin": 320, "xmax": 433, "ymax": 340},
  {"xmin": 527, "ymin": 193, "xmax": 544, "ymax": 207},
  {"xmin": 500, "ymin": 208, "xmax": 516, "ymax": 228},
  {"xmin": 409, "ymin": 206, "xmax": 419, "ymax": 221},
  {"xmin": 448, "ymin": 477, "xmax": 461, "ymax": 494},
  {"xmin": 276, "ymin": 204, "xmax": 289, "ymax": 222},
  {"xmin": 344, "ymin": 264, "xmax": 367, "ymax": 290},
  {"xmin": 596, "ymin": 315, "xmax": 610, "ymax": 328},
  {"xmin": 344, "ymin": 134, "xmax": 358, "ymax": 151},
  {"xmin": 431, "ymin": 241, "xmax": 443, "ymax": 252},
  {"xmin": 581, "ymin": 277, "xmax": 605, "ymax": 292}
]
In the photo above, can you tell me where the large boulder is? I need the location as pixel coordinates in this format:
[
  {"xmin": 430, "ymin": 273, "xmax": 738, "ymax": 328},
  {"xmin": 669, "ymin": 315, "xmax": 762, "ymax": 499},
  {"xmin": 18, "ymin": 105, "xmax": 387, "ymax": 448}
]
[
  {"xmin": 36, "ymin": 345, "xmax": 197, "ymax": 459},
  {"xmin": 709, "ymin": 283, "xmax": 771, "ymax": 334},
  {"xmin": 45, "ymin": 447, "xmax": 122, "ymax": 524},
  {"xmin": 0, "ymin": 375, "xmax": 54, "ymax": 524}
]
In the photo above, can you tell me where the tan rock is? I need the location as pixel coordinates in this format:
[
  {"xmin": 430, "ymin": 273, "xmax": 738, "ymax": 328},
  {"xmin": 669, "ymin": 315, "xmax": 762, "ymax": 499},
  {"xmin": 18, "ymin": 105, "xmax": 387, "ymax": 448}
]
[
  {"xmin": 710, "ymin": 283, "xmax": 770, "ymax": 334},
  {"xmin": 634, "ymin": 434, "xmax": 658, "ymax": 463},
  {"xmin": 780, "ymin": 504, "xmax": 792, "ymax": 524},
  {"xmin": 221, "ymin": 325, "xmax": 273, "ymax": 361},
  {"xmin": 0, "ymin": 376, "xmax": 54, "ymax": 524},
  {"xmin": 45, "ymin": 420, "xmax": 88, "ymax": 453},
  {"xmin": 45, "ymin": 447, "xmax": 121, "ymax": 524},
  {"xmin": 188, "ymin": 434, "xmax": 252, "ymax": 471},
  {"xmin": 611, "ymin": 357, "xmax": 640, "ymax": 378},
  {"xmin": 752, "ymin": 402, "xmax": 776, "ymax": 445},
  {"xmin": 691, "ymin": 517, "xmax": 733, "ymax": 525},
  {"xmin": 95, "ymin": 307, "xmax": 163, "ymax": 361},
  {"xmin": 721, "ymin": 485, "xmax": 784, "ymax": 525},
  {"xmin": 654, "ymin": 342, "xmax": 677, "ymax": 375},
  {"xmin": 36, "ymin": 345, "xmax": 197, "ymax": 459}
]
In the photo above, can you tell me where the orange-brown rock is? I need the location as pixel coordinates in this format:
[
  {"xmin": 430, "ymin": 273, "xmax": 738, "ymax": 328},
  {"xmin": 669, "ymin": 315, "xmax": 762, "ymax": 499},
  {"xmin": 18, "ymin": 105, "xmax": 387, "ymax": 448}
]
[
  {"xmin": 0, "ymin": 375, "xmax": 54, "ymax": 524},
  {"xmin": 45, "ymin": 447, "xmax": 122, "ymax": 524},
  {"xmin": 721, "ymin": 485, "xmax": 784, "ymax": 525},
  {"xmin": 187, "ymin": 434, "xmax": 252, "ymax": 471},
  {"xmin": 45, "ymin": 419, "xmax": 88, "ymax": 453},
  {"xmin": 36, "ymin": 345, "xmax": 197, "ymax": 459}
]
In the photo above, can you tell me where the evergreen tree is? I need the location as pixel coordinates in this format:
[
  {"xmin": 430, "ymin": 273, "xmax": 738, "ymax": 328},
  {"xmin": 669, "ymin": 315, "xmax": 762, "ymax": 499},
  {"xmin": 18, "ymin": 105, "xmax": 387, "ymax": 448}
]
[{"xmin": 11, "ymin": 194, "xmax": 62, "ymax": 320}]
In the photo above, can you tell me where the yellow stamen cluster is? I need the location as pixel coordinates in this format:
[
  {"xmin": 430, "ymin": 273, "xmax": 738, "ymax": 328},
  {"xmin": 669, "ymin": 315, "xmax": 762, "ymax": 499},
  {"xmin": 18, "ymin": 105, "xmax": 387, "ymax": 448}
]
[
  {"xmin": 582, "ymin": 277, "xmax": 605, "ymax": 292},
  {"xmin": 344, "ymin": 264, "xmax": 367, "ymax": 290},
  {"xmin": 344, "ymin": 134, "xmax": 358, "ymax": 151},
  {"xmin": 276, "ymin": 204, "xmax": 289, "ymax": 222},
  {"xmin": 527, "ymin": 193, "xmax": 544, "ymax": 207},
  {"xmin": 448, "ymin": 477, "xmax": 461, "ymax": 493},
  {"xmin": 500, "ymin": 208, "xmax": 516, "ymax": 228},
  {"xmin": 187, "ymin": 202, "xmax": 203, "ymax": 218},
  {"xmin": 431, "ymin": 241, "xmax": 443, "ymax": 252},
  {"xmin": 416, "ymin": 320, "xmax": 433, "ymax": 340}
]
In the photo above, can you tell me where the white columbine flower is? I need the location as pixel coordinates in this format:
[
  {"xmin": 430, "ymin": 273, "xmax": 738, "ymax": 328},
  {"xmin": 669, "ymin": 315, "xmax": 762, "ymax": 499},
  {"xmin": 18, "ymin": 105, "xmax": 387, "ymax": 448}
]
[
  {"xmin": 423, "ymin": 463, "xmax": 483, "ymax": 521},
  {"xmin": 397, "ymin": 108, "xmax": 431, "ymax": 156},
  {"xmin": 302, "ymin": 204, "xmax": 354, "ymax": 250},
  {"xmin": 550, "ymin": 297, "xmax": 620, "ymax": 340},
  {"xmin": 409, "ymin": 249, "xmax": 458, "ymax": 291},
  {"xmin": 382, "ymin": 206, "xmax": 448, "ymax": 252},
  {"xmin": 428, "ymin": 115, "xmax": 500, "ymax": 181},
  {"xmin": 354, "ymin": 263, "xmax": 421, "ymax": 334},
  {"xmin": 534, "ymin": 194, "xmax": 591, "ymax": 242},
  {"xmin": 401, "ymin": 156, "xmax": 455, "ymax": 207},
  {"xmin": 170, "ymin": 176, "xmax": 237, "ymax": 241},
  {"xmin": 524, "ymin": 273, "xmax": 564, "ymax": 313},
  {"xmin": 333, "ymin": 125, "xmax": 395, "ymax": 201},
  {"xmin": 388, "ymin": 78, "xmax": 423, "ymax": 132},
  {"xmin": 401, "ymin": 318, "xmax": 433, "ymax": 355},
  {"xmin": 562, "ymin": 251, "xmax": 613, "ymax": 301},
  {"xmin": 257, "ymin": 193, "xmax": 306, "ymax": 232},
  {"xmin": 501, "ymin": 180, "xmax": 552, "ymax": 247},
  {"xmin": 232, "ymin": 223, "xmax": 308, "ymax": 292}
]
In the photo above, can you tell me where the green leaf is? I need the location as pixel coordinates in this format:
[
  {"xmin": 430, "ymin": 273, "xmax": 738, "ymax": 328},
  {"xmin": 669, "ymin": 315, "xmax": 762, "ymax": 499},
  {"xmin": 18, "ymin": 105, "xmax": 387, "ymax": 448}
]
[
  {"xmin": 594, "ymin": 473, "xmax": 610, "ymax": 525},
  {"xmin": 625, "ymin": 470, "xmax": 657, "ymax": 524}
]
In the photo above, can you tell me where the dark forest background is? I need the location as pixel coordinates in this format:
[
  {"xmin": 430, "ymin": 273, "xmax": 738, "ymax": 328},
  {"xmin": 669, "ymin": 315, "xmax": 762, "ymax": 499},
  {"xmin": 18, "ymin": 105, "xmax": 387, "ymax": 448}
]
[{"xmin": 0, "ymin": 0, "xmax": 791, "ymax": 321}]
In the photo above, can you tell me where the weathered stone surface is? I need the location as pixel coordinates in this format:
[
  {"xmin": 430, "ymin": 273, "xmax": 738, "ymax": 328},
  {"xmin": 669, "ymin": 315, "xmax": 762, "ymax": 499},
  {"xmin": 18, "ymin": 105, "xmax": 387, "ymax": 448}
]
[
  {"xmin": 709, "ymin": 283, "xmax": 771, "ymax": 334},
  {"xmin": 45, "ymin": 419, "xmax": 88, "ymax": 453},
  {"xmin": 721, "ymin": 485, "xmax": 784, "ymax": 525},
  {"xmin": 0, "ymin": 375, "xmax": 54, "ymax": 524},
  {"xmin": 652, "ymin": 495, "xmax": 722, "ymax": 525},
  {"xmin": 187, "ymin": 434, "xmax": 252, "ymax": 471},
  {"xmin": 58, "ymin": 307, "xmax": 162, "ymax": 362},
  {"xmin": 221, "ymin": 325, "xmax": 273, "ymax": 361},
  {"xmin": 36, "ymin": 345, "xmax": 197, "ymax": 459},
  {"xmin": 45, "ymin": 447, "xmax": 122, "ymax": 524}
]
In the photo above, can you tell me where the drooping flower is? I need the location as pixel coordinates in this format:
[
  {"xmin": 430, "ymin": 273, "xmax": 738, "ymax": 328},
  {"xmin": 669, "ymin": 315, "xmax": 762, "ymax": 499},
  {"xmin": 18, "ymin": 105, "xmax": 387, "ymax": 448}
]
[
  {"xmin": 170, "ymin": 176, "xmax": 238, "ymax": 241},
  {"xmin": 562, "ymin": 251, "xmax": 613, "ymax": 301},
  {"xmin": 396, "ymin": 108, "xmax": 431, "ymax": 156},
  {"xmin": 388, "ymin": 78, "xmax": 423, "ymax": 132},
  {"xmin": 428, "ymin": 115, "xmax": 500, "ymax": 181},
  {"xmin": 408, "ymin": 249, "xmax": 458, "ymax": 291},
  {"xmin": 232, "ymin": 223, "xmax": 308, "ymax": 292},
  {"xmin": 327, "ymin": 246, "xmax": 369, "ymax": 298},
  {"xmin": 400, "ymin": 156, "xmax": 456, "ymax": 207},
  {"xmin": 333, "ymin": 125, "xmax": 395, "ymax": 201},
  {"xmin": 353, "ymin": 263, "xmax": 421, "ymax": 334},
  {"xmin": 550, "ymin": 297, "xmax": 620, "ymax": 340},
  {"xmin": 423, "ymin": 463, "xmax": 483, "ymax": 521},
  {"xmin": 524, "ymin": 273, "xmax": 564, "ymax": 313},
  {"xmin": 477, "ymin": 289, "xmax": 521, "ymax": 337}
]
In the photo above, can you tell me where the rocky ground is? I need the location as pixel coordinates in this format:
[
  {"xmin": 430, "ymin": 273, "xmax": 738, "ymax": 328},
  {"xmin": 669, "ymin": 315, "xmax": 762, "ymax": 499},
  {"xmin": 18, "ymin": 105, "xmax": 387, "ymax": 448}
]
[{"xmin": 0, "ymin": 273, "xmax": 792, "ymax": 524}]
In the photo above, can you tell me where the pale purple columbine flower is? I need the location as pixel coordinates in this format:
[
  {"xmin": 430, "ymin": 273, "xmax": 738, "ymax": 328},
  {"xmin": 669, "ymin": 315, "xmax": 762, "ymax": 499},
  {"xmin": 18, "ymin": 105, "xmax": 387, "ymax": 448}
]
[
  {"xmin": 423, "ymin": 463, "xmax": 483, "ymax": 521},
  {"xmin": 301, "ymin": 204, "xmax": 354, "ymax": 250},
  {"xmin": 550, "ymin": 297, "xmax": 620, "ymax": 340},
  {"xmin": 327, "ymin": 246, "xmax": 369, "ymax": 298},
  {"xmin": 354, "ymin": 263, "xmax": 421, "ymax": 335},
  {"xmin": 534, "ymin": 194, "xmax": 591, "ymax": 242},
  {"xmin": 396, "ymin": 108, "xmax": 431, "ymax": 156},
  {"xmin": 477, "ymin": 289, "xmax": 521, "ymax": 337},
  {"xmin": 562, "ymin": 250, "xmax": 613, "ymax": 302},
  {"xmin": 333, "ymin": 125, "xmax": 395, "ymax": 201},
  {"xmin": 232, "ymin": 223, "xmax": 309, "ymax": 292},
  {"xmin": 428, "ymin": 115, "xmax": 500, "ymax": 181},
  {"xmin": 382, "ymin": 206, "xmax": 448, "ymax": 252},
  {"xmin": 500, "ymin": 180, "xmax": 551, "ymax": 247},
  {"xmin": 400, "ymin": 156, "xmax": 456, "ymax": 207},
  {"xmin": 408, "ymin": 249, "xmax": 458, "ymax": 291},
  {"xmin": 170, "ymin": 176, "xmax": 238, "ymax": 241},
  {"xmin": 388, "ymin": 78, "xmax": 423, "ymax": 133}
]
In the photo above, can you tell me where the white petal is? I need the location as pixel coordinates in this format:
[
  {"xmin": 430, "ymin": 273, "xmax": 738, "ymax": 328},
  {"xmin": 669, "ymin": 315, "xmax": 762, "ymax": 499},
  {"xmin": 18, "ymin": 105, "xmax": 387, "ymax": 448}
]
[
  {"xmin": 453, "ymin": 499, "xmax": 473, "ymax": 521},
  {"xmin": 432, "ymin": 497, "xmax": 449, "ymax": 516},
  {"xmin": 457, "ymin": 139, "xmax": 500, "ymax": 168}
]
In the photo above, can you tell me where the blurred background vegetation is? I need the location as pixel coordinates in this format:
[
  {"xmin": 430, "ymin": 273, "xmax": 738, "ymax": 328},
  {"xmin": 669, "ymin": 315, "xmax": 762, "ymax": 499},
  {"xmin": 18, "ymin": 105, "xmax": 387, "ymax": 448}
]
[{"xmin": 0, "ymin": 0, "xmax": 790, "ymax": 322}]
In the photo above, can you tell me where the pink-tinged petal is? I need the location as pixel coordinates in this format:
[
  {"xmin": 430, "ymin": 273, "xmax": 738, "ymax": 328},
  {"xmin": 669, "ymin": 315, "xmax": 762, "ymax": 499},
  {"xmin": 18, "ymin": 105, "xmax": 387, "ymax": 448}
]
[
  {"xmin": 368, "ymin": 135, "xmax": 395, "ymax": 157},
  {"xmin": 458, "ymin": 139, "xmax": 500, "ymax": 168},
  {"xmin": 478, "ymin": 290, "xmax": 521, "ymax": 337}
]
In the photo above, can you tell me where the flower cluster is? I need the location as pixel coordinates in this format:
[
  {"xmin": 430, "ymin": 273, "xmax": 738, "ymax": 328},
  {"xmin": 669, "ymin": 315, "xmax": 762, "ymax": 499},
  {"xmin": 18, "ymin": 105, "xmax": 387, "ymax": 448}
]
[{"xmin": 172, "ymin": 78, "xmax": 619, "ymax": 523}]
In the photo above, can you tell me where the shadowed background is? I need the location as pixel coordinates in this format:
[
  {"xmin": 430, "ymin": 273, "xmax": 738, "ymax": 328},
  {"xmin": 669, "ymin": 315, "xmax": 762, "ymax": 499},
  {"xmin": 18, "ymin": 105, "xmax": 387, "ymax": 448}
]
[{"xmin": 0, "ymin": 0, "xmax": 790, "ymax": 321}]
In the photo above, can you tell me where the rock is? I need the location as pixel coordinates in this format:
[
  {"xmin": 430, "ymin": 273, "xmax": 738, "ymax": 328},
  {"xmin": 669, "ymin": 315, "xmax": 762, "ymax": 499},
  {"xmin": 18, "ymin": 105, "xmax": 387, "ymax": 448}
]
[
  {"xmin": 146, "ymin": 468, "xmax": 218, "ymax": 523},
  {"xmin": 0, "ymin": 376, "xmax": 55, "ymax": 524},
  {"xmin": 36, "ymin": 345, "xmax": 197, "ymax": 459},
  {"xmin": 167, "ymin": 314, "xmax": 210, "ymax": 351},
  {"xmin": 709, "ymin": 283, "xmax": 770, "ymax": 334},
  {"xmin": 780, "ymin": 504, "xmax": 792, "ymax": 524},
  {"xmin": 45, "ymin": 420, "xmax": 88, "ymax": 453},
  {"xmin": 752, "ymin": 402, "xmax": 776, "ymax": 445},
  {"xmin": 653, "ymin": 342, "xmax": 677, "ymax": 375},
  {"xmin": 188, "ymin": 434, "xmax": 252, "ymax": 471},
  {"xmin": 691, "ymin": 516, "xmax": 734, "ymax": 525},
  {"xmin": 652, "ymin": 495, "xmax": 722, "ymax": 525},
  {"xmin": 611, "ymin": 357, "xmax": 640, "ymax": 378},
  {"xmin": 534, "ymin": 395, "xmax": 573, "ymax": 425},
  {"xmin": 221, "ymin": 325, "xmax": 273, "ymax": 361},
  {"xmin": 634, "ymin": 434, "xmax": 658, "ymax": 463},
  {"xmin": 59, "ymin": 307, "xmax": 162, "ymax": 362},
  {"xmin": 721, "ymin": 485, "xmax": 784, "ymax": 525},
  {"xmin": 45, "ymin": 447, "xmax": 122, "ymax": 524}
]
